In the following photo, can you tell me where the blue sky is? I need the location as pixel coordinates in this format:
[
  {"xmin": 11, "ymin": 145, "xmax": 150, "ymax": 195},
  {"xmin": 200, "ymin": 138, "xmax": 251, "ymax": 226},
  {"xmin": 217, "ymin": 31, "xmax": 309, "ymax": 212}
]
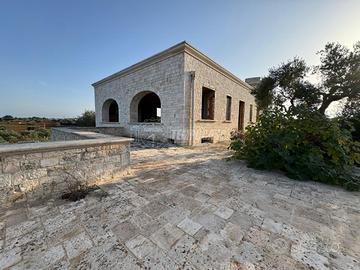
[{"xmin": 0, "ymin": 0, "xmax": 359, "ymax": 118}]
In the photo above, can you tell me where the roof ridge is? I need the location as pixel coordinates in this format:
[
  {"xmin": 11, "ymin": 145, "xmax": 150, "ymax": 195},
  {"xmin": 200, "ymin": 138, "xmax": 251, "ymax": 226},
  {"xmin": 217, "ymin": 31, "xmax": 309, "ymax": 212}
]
[{"xmin": 92, "ymin": 41, "xmax": 252, "ymax": 89}]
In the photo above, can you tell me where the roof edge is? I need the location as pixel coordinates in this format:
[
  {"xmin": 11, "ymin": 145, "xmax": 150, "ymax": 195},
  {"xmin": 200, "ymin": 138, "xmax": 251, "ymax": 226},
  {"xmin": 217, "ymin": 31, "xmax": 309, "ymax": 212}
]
[
  {"xmin": 92, "ymin": 41, "xmax": 253, "ymax": 90},
  {"xmin": 183, "ymin": 43, "xmax": 253, "ymax": 90},
  {"xmin": 92, "ymin": 41, "xmax": 187, "ymax": 87}
]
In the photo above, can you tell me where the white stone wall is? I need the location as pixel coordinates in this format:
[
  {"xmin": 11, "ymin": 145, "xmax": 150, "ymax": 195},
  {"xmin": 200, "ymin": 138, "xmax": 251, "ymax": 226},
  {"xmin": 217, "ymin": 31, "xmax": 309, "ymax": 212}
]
[
  {"xmin": 94, "ymin": 53, "xmax": 188, "ymax": 144},
  {"xmin": 94, "ymin": 50, "xmax": 257, "ymax": 146},
  {"xmin": 184, "ymin": 53, "xmax": 257, "ymax": 145}
]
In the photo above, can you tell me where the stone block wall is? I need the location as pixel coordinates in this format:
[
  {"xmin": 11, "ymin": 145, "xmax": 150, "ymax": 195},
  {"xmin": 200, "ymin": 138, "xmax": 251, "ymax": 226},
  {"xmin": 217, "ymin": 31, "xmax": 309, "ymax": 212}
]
[
  {"xmin": 184, "ymin": 53, "xmax": 258, "ymax": 145},
  {"xmin": 51, "ymin": 128, "xmax": 88, "ymax": 141},
  {"xmin": 0, "ymin": 137, "xmax": 132, "ymax": 206},
  {"xmin": 93, "ymin": 42, "xmax": 258, "ymax": 146},
  {"xmin": 51, "ymin": 127, "xmax": 113, "ymax": 141},
  {"xmin": 94, "ymin": 53, "xmax": 188, "ymax": 145}
]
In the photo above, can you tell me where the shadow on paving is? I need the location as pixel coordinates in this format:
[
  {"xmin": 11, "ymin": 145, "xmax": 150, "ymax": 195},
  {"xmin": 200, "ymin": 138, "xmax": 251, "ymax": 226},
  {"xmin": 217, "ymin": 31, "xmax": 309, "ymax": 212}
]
[{"xmin": 0, "ymin": 143, "xmax": 359, "ymax": 269}]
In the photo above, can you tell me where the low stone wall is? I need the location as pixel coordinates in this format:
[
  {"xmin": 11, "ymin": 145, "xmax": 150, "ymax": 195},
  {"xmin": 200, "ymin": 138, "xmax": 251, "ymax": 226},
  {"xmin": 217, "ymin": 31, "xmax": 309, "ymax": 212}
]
[
  {"xmin": 0, "ymin": 136, "xmax": 133, "ymax": 206},
  {"xmin": 51, "ymin": 127, "xmax": 113, "ymax": 141}
]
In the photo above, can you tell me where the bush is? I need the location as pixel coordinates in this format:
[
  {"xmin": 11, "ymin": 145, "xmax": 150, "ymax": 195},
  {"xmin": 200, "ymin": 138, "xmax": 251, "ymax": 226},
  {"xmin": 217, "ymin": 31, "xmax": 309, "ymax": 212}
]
[
  {"xmin": 0, "ymin": 128, "xmax": 22, "ymax": 143},
  {"xmin": 230, "ymin": 109, "xmax": 360, "ymax": 191},
  {"xmin": 0, "ymin": 126, "xmax": 51, "ymax": 143}
]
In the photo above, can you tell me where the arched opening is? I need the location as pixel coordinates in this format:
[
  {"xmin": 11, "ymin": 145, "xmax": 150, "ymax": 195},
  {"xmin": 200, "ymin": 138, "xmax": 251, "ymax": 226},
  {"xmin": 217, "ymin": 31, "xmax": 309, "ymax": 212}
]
[
  {"xmin": 130, "ymin": 91, "xmax": 161, "ymax": 123},
  {"xmin": 102, "ymin": 99, "xmax": 119, "ymax": 122}
]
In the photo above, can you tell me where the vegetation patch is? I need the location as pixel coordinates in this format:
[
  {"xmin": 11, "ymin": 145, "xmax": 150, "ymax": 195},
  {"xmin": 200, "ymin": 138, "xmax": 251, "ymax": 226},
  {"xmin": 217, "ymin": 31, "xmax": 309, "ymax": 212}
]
[
  {"xmin": 230, "ymin": 109, "xmax": 360, "ymax": 191},
  {"xmin": 231, "ymin": 41, "xmax": 360, "ymax": 191},
  {"xmin": 0, "ymin": 125, "xmax": 51, "ymax": 143}
]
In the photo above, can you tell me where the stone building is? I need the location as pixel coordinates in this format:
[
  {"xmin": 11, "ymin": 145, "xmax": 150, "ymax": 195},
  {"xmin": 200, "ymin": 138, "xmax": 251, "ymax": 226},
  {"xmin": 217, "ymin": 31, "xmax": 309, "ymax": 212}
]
[{"xmin": 93, "ymin": 41, "xmax": 258, "ymax": 145}]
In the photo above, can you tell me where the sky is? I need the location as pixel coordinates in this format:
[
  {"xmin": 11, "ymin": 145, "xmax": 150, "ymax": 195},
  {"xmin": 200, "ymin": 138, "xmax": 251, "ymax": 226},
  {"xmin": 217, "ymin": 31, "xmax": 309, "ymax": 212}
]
[{"xmin": 0, "ymin": 0, "xmax": 359, "ymax": 118}]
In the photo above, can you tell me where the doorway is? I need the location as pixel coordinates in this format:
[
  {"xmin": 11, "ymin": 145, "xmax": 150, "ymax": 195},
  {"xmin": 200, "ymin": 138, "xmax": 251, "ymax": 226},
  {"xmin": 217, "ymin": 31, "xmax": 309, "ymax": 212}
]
[{"xmin": 238, "ymin": 101, "xmax": 245, "ymax": 131}]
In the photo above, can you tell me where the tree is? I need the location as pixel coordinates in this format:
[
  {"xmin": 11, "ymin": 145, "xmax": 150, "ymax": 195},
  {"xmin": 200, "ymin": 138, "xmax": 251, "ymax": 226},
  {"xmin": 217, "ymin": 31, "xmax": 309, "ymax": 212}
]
[
  {"xmin": 2, "ymin": 115, "xmax": 14, "ymax": 121},
  {"xmin": 341, "ymin": 99, "xmax": 360, "ymax": 141},
  {"xmin": 76, "ymin": 110, "xmax": 96, "ymax": 127},
  {"xmin": 253, "ymin": 41, "xmax": 360, "ymax": 115}
]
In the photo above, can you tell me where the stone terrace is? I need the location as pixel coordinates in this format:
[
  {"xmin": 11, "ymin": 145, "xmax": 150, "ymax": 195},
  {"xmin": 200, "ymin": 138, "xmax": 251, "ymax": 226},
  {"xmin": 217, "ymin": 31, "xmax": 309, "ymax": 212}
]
[{"xmin": 0, "ymin": 144, "xmax": 359, "ymax": 269}]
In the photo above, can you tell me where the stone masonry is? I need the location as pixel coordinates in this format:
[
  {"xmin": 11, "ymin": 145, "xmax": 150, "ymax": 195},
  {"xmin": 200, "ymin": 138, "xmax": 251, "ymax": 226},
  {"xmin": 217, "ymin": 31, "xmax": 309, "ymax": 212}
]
[
  {"xmin": 93, "ymin": 41, "xmax": 257, "ymax": 145},
  {"xmin": 0, "ymin": 133, "xmax": 132, "ymax": 206}
]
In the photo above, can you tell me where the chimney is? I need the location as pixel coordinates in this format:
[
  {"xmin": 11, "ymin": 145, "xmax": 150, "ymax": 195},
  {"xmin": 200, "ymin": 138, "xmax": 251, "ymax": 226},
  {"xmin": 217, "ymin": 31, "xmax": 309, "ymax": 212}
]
[{"xmin": 245, "ymin": 77, "xmax": 261, "ymax": 88}]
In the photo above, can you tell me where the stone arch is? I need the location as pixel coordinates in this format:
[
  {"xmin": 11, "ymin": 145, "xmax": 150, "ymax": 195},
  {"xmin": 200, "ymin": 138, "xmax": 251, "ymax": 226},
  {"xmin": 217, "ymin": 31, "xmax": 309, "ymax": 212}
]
[
  {"xmin": 130, "ymin": 91, "xmax": 161, "ymax": 122},
  {"xmin": 102, "ymin": 99, "xmax": 119, "ymax": 122}
]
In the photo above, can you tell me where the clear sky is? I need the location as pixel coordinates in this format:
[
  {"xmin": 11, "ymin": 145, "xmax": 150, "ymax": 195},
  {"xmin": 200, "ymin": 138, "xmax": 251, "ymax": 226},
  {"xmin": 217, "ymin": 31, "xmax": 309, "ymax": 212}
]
[{"xmin": 0, "ymin": 0, "xmax": 359, "ymax": 118}]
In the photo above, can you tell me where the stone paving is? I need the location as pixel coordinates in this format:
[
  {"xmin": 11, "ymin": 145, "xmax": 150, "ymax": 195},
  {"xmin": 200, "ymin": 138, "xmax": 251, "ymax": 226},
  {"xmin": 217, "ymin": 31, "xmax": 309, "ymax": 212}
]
[{"xmin": 0, "ymin": 144, "xmax": 360, "ymax": 269}]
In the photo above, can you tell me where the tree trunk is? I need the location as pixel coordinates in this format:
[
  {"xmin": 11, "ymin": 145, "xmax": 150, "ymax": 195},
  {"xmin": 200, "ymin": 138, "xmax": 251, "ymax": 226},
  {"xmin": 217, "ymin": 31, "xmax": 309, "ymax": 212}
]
[{"xmin": 318, "ymin": 99, "xmax": 332, "ymax": 115}]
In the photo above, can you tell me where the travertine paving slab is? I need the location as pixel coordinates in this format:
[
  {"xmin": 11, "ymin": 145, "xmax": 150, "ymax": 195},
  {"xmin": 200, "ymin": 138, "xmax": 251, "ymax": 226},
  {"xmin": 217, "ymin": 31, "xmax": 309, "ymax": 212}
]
[
  {"xmin": 125, "ymin": 235, "xmax": 155, "ymax": 259},
  {"xmin": 0, "ymin": 248, "xmax": 21, "ymax": 269},
  {"xmin": 112, "ymin": 221, "xmax": 139, "ymax": 242},
  {"xmin": 10, "ymin": 245, "xmax": 65, "ymax": 270},
  {"xmin": 0, "ymin": 143, "xmax": 359, "ymax": 269},
  {"xmin": 177, "ymin": 217, "xmax": 202, "ymax": 236},
  {"xmin": 63, "ymin": 231, "xmax": 93, "ymax": 259},
  {"xmin": 214, "ymin": 205, "xmax": 234, "ymax": 219},
  {"xmin": 150, "ymin": 223, "xmax": 184, "ymax": 250}
]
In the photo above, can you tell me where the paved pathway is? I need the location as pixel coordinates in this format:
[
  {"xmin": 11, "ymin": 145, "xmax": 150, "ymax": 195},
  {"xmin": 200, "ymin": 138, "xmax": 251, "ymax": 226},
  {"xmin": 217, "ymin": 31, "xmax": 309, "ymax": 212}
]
[{"xmin": 0, "ymin": 144, "xmax": 359, "ymax": 269}]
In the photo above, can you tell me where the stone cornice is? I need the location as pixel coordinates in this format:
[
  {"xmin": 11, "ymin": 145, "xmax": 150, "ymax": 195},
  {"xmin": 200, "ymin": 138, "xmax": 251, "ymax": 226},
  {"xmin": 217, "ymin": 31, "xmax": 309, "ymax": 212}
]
[
  {"xmin": 0, "ymin": 137, "xmax": 133, "ymax": 157},
  {"xmin": 92, "ymin": 41, "xmax": 253, "ymax": 90}
]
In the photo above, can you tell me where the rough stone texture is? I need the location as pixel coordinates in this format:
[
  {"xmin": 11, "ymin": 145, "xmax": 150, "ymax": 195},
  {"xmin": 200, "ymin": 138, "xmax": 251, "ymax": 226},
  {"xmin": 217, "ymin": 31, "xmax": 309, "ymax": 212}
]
[
  {"xmin": 93, "ymin": 42, "xmax": 257, "ymax": 145},
  {"xmin": 51, "ymin": 127, "xmax": 114, "ymax": 141},
  {"xmin": 184, "ymin": 52, "xmax": 257, "ymax": 145},
  {"xmin": 94, "ymin": 52, "xmax": 187, "ymax": 144},
  {"xmin": 0, "ymin": 143, "xmax": 359, "ymax": 269},
  {"xmin": 0, "ymin": 135, "xmax": 131, "ymax": 206}
]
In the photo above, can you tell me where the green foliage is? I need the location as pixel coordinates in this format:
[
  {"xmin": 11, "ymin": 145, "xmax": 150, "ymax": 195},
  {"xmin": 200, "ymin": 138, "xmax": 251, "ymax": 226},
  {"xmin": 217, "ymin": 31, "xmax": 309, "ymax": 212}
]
[
  {"xmin": 0, "ymin": 127, "xmax": 22, "ymax": 143},
  {"xmin": 230, "ymin": 109, "xmax": 360, "ymax": 191},
  {"xmin": 59, "ymin": 110, "xmax": 96, "ymax": 127},
  {"xmin": 1, "ymin": 115, "xmax": 14, "ymax": 121},
  {"xmin": 75, "ymin": 110, "xmax": 95, "ymax": 127},
  {"xmin": 340, "ymin": 100, "xmax": 360, "ymax": 142},
  {"xmin": 0, "ymin": 126, "xmax": 51, "ymax": 144},
  {"xmin": 253, "ymin": 41, "xmax": 360, "ymax": 115}
]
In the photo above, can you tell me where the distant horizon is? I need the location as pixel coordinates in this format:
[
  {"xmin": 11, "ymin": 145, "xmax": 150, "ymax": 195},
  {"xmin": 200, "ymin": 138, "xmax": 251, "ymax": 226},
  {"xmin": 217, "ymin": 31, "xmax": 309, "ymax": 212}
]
[{"xmin": 1, "ymin": 0, "xmax": 359, "ymax": 118}]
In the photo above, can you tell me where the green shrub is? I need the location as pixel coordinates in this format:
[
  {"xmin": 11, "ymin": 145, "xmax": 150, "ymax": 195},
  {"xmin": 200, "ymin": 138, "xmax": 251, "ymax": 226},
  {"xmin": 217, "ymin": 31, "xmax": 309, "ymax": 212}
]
[
  {"xmin": 0, "ymin": 128, "xmax": 22, "ymax": 143},
  {"xmin": 230, "ymin": 109, "xmax": 360, "ymax": 191},
  {"xmin": 0, "ymin": 127, "xmax": 51, "ymax": 143}
]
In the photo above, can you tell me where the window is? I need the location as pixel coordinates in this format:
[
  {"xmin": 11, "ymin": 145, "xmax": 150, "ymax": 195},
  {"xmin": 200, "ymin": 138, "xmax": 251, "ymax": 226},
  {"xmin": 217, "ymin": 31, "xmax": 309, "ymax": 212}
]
[
  {"xmin": 201, "ymin": 137, "xmax": 213, "ymax": 143},
  {"xmin": 201, "ymin": 87, "xmax": 215, "ymax": 120},
  {"xmin": 238, "ymin": 101, "xmax": 245, "ymax": 131},
  {"xmin": 249, "ymin": 104, "xmax": 253, "ymax": 123},
  {"xmin": 225, "ymin": 96, "xmax": 232, "ymax": 121}
]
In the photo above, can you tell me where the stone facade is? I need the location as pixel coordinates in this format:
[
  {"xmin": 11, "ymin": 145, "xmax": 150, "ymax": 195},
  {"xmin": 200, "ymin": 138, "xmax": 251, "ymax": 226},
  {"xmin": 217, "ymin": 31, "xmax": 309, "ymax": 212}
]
[
  {"xmin": 93, "ymin": 41, "xmax": 257, "ymax": 145},
  {"xmin": 0, "ymin": 136, "xmax": 132, "ymax": 206},
  {"xmin": 184, "ymin": 52, "xmax": 257, "ymax": 145}
]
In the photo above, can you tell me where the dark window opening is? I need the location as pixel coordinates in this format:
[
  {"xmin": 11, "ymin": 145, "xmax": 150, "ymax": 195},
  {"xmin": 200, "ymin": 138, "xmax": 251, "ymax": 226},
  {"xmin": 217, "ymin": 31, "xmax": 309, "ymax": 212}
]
[
  {"xmin": 238, "ymin": 101, "xmax": 245, "ymax": 131},
  {"xmin": 201, "ymin": 137, "xmax": 213, "ymax": 143},
  {"xmin": 102, "ymin": 99, "xmax": 119, "ymax": 123},
  {"xmin": 226, "ymin": 96, "xmax": 232, "ymax": 121},
  {"xmin": 109, "ymin": 101, "xmax": 119, "ymax": 122},
  {"xmin": 138, "ymin": 92, "xmax": 161, "ymax": 122},
  {"xmin": 201, "ymin": 87, "xmax": 215, "ymax": 120},
  {"xmin": 249, "ymin": 104, "xmax": 253, "ymax": 123}
]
